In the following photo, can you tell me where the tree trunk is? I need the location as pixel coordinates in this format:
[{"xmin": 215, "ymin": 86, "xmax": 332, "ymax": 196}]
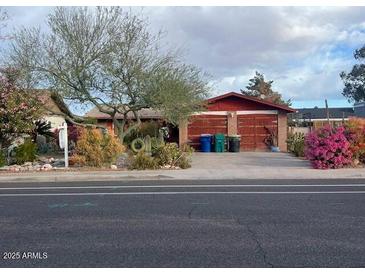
[{"xmin": 112, "ymin": 112, "xmax": 142, "ymax": 144}]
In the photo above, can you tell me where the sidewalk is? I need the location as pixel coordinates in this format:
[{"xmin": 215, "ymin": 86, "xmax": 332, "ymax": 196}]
[{"xmin": 1, "ymin": 152, "xmax": 365, "ymax": 183}]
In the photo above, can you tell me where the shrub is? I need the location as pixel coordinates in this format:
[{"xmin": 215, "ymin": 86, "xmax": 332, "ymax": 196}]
[
  {"xmin": 139, "ymin": 121, "xmax": 161, "ymax": 137},
  {"xmin": 129, "ymin": 151, "xmax": 158, "ymax": 170},
  {"xmin": 154, "ymin": 143, "xmax": 193, "ymax": 169},
  {"xmin": 264, "ymin": 126, "xmax": 278, "ymax": 147},
  {"xmin": 344, "ymin": 118, "xmax": 365, "ymax": 164},
  {"xmin": 102, "ymin": 133, "xmax": 126, "ymax": 164},
  {"xmin": 124, "ymin": 121, "xmax": 162, "ymax": 145},
  {"xmin": 304, "ymin": 125, "xmax": 352, "ymax": 169},
  {"xmin": 70, "ymin": 128, "xmax": 124, "ymax": 167},
  {"xmin": 15, "ymin": 139, "xmax": 38, "ymax": 164},
  {"xmin": 0, "ymin": 150, "xmax": 6, "ymax": 167},
  {"xmin": 68, "ymin": 154, "xmax": 86, "ymax": 167},
  {"xmin": 287, "ymin": 132, "xmax": 305, "ymax": 157},
  {"xmin": 151, "ymin": 136, "xmax": 165, "ymax": 154}
]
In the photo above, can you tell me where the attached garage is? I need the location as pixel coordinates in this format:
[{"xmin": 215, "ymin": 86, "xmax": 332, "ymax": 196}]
[
  {"xmin": 237, "ymin": 113, "xmax": 278, "ymax": 151},
  {"xmin": 187, "ymin": 114, "xmax": 228, "ymax": 148},
  {"xmin": 179, "ymin": 92, "xmax": 296, "ymax": 152}
]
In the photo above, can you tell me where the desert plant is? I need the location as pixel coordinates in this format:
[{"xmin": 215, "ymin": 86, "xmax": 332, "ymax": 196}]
[
  {"xmin": 304, "ymin": 125, "xmax": 352, "ymax": 169},
  {"xmin": 344, "ymin": 118, "xmax": 365, "ymax": 164},
  {"xmin": 31, "ymin": 119, "xmax": 53, "ymax": 142},
  {"xmin": 70, "ymin": 128, "xmax": 124, "ymax": 167},
  {"xmin": 154, "ymin": 142, "xmax": 192, "ymax": 169},
  {"xmin": 287, "ymin": 132, "xmax": 305, "ymax": 157},
  {"xmin": 14, "ymin": 139, "xmax": 38, "ymax": 164},
  {"xmin": 264, "ymin": 126, "xmax": 278, "ymax": 148},
  {"xmin": 129, "ymin": 151, "xmax": 159, "ymax": 170},
  {"xmin": 144, "ymin": 135, "xmax": 152, "ymax": 155},
  {"xmin": 124, "ymin": 121, "xmax": 162, "ymax": 145},
  {"xmin": 68, "ymin": 154, "xmax": 86, "ymax": 167},
  {"xmin": 158, "ymin": 130, "xmax": 165, "ymax": 144},
  {"xmin": 130, "ymin": 138, "xmax": 145, "ymax": 153},
  {"xmin": 151, "ymin": 136, "xmax": 164, "ymax": 155},
  {"xmin": 140, "ymin": 121, "xmax": 161, "ymax": 137},
  {"xmin": 102, "ymin": 133, "xmax": 126, "ymax": 165},
  {"xmin": 0, "ymin": 150, "xmax": 6, "ymax": 167}
]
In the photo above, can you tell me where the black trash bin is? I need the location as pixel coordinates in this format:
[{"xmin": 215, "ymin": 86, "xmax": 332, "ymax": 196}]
[{"xmin": 228, "ymin": 135, "xmax": 241, "ymax": 152}]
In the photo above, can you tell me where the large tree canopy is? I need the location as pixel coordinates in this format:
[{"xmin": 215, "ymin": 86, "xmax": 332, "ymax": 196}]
[
  {"xmin": 0, "ymin": 70, "xmax": 43, "ymax": 149},
  {"xmin": 241, "ymin": 71, "xmax": 291, "ymax": 106},
  {"xmin": 340, "ymin": 45, "xmax": 365, "ymax": 103},
  {"xmin": 9, "ymin": 7, "xmax": 210, "ymax": 141}
]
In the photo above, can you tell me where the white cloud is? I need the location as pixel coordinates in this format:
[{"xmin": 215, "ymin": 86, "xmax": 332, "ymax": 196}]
[{"xmin": 1, "ymin": 6, "xmax": 365, "ymax": 103}]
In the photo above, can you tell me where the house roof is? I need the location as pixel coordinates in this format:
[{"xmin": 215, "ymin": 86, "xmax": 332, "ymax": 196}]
[
  {"xmin": 207, "ymin": 92, "xmax": 296, "ymax": 113},
  {"xmin": 85, "ymin": 106, "xmax": 164, "ymax": 120},
  {"xmin": 85, "ymin": 91, "xmax": 296, "ymax": 120},
  {"xmin": 294, "ymin": 107, "xmax": 354, "ymax": 119},
  {"xmin": 31, "ymin": 89, "xmax": 73, "ymax": 117}
]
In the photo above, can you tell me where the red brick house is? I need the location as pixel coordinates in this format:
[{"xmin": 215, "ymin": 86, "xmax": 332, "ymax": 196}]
[
  {"xmin": 85, "ymin": 92, "xmax": 296, "ymax": 152},
  {"xmin": 179, "ymin": 92, "xmax": 296, "ymax": 152},
  {"xmin": 85, "ymin": 107, "xmax": 165, "ymax": 133}
]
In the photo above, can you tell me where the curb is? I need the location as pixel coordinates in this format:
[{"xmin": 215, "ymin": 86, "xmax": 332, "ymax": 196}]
[
  {"xmin": 0, "ymin": 173, "xmax": 175, "ymax": 183},
  {"xmin": 1, "ymin": 172, "xmax": 365, "ymax": 183}
]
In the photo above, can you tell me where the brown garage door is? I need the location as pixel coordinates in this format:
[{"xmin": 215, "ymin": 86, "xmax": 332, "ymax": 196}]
[
  {"xmin": 237, "ymin": 114, "xmax": 278, "ymax": 151},
  {"xmin": 187, "ymin": 115, "xmax": 228, "ymax": 150}
]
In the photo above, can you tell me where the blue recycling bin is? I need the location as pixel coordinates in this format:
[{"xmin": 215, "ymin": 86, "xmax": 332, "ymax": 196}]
[{"xmin": 200, "ymin": 134, "xmax": 212, "ymax": 152}]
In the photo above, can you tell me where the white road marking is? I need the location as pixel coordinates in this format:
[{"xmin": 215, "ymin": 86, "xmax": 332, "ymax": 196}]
[
  {"xmin": 1, "ymin": 191, "xmax": 365, "ymax": 197},
  {"xmin": 1, "ymin": 184, "xmax": 365, "ymax": 190}
]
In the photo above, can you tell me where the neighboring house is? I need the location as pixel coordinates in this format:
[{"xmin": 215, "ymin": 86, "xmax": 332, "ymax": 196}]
[
  {"xmin": 354, "ymin": 102, "xmax": 365, "ymax": 117},
  {"xmin": 288, "ymin": 107, "xmax": 355, "ymax": 129},
  {"xmin": 179, "ymin": 92, "xmax": 296, "ymax": 152},
  {"xmin": 35, "ymin": 90, "xmax": 69, "ymax": 131}
]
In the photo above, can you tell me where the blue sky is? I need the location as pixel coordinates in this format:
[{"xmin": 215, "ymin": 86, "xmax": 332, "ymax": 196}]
[{"xmin": 1, "ymin": 6, "xmax": 364, "ymax": 110}]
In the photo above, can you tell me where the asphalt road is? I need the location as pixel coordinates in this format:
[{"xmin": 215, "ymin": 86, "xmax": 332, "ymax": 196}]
[{"xmin": 1, "ymin": 179, "xmax": 365, "ymax": 267}]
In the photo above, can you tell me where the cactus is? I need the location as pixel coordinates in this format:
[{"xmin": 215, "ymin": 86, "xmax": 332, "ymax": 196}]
[
  {"xmin": 144, "ymin": 135, "xmax": 152, "ymax": 155},
  {"xmin": 158, "ymin": 130, "xmax": 165, "ymax": 146}
]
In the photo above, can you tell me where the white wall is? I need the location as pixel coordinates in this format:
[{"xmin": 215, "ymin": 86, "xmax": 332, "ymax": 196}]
[{"xmin": 44, "ymin": 115, "xmax": 66, "ymax": 131}]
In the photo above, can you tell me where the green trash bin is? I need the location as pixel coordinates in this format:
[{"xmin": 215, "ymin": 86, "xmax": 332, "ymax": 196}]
[
  {"xmin": 214, "ymin": 133, "xmax": 225, "ymax": 152},
  {"xmin": 228, "ymin": 135, "xmax": 241, "ymax": 152}
]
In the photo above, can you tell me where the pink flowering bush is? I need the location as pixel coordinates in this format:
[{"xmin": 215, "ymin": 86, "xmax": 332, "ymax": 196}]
[
  {"xmin": 0, "ymin": 69, "xmax": 43, "ymax": 149},
  {"xmin": 304, "ymin": 125, "xmax": 352, "ymax": 169}
]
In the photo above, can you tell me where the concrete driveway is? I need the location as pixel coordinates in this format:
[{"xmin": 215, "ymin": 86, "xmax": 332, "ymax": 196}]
[
  {"xmin": 184, "ymin": 152, "xmax": 365, "ymax": 180},
  {"xmin": 192, "ymin": 152, "xmax": 311, "ymax": 170}
]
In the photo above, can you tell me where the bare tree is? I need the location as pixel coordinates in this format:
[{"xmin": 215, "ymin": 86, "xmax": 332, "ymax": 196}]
[
  {"xmin": 0, "ymin": 8, "xmax": 8, "ymax": 39},
  {"xmin": 9, "ymin": 7, "xmax": 209, "ymax": 142}
]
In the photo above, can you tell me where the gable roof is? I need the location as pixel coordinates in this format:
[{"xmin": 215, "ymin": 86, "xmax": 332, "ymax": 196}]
[
  {"xmin": 31, "ymin": 89, "xmax": 73, "ymax": 117},
  {"xmin": 295, "ymin": 107, "xmax": 354, "ymax": 119},
  {"xmin": 207, "ymin": 92, "xmax": 296, "ymax": 113}
]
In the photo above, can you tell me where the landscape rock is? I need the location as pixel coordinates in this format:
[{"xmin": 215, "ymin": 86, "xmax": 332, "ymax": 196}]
[
  {"xmin": 110, "ymin": 165, "xmax": 118, "ymax": 170},
  {"xmin": 22, "ymin": 162, "xmax": 33, "ymax": 167},
  {"xmin": 33, "ymin": 164, "xmax": 42, "ymax": 171},
  {"xmin": 53, "ymin": 160, "xmax": 65, "ymax": 167},
  {"xmin": 41, "ymin": 164, "xmax": 53, "ymax": 171},
  {"xmin": 116, "ymin": 153, "xmax": 130, "ymax": 169},
  {"xmin": 8, "ymin": 165, "xmax": 21, "ymax": 172}
]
